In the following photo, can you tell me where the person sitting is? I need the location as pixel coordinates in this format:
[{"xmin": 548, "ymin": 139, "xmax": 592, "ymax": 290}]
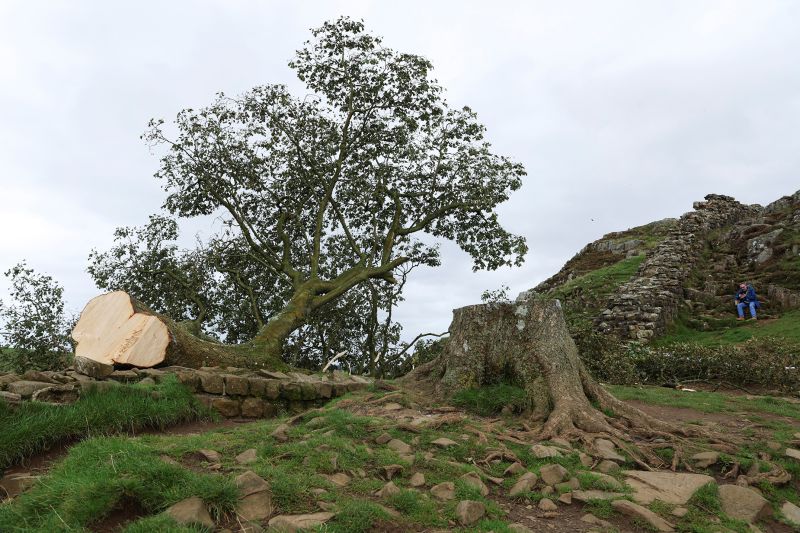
[{"xmin": 734, "ymin": 282, "xmax": 759, "ymax": 320}]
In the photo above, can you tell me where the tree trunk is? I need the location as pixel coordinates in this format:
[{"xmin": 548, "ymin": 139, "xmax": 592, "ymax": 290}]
[
  {"xmin": 72, "ymin": 291, "xmax": 286, "ymax": 369},
  {"xmin": 406, "ymin": 296, "xmax": 711, "ymax": 465}
]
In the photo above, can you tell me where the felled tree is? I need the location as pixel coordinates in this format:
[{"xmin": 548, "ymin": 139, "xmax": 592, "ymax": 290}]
[{"xmin": 77, "ymin": 17, "xmax": 526, "ymax": 369}]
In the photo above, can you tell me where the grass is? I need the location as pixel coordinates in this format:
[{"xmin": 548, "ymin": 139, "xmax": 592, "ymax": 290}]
[
  {"xmin": 451, "ymin": 384, "xmax": 527, "ymax": 416},
  {"xmin": 553, "ymin": 253, "xmax": 646, "ymax": 304},
  {"xmin": 657, "ymin": 309, "xmax": 800, "ymax": 346},
  {"xmin": 0, "ymin": 375, "xmax": 212, "ymax": 469}
]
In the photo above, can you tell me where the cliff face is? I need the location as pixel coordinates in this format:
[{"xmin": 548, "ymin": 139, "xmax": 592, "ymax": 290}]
[{"xmin": 532, "ymin": 190, "xmax": 800, "ymax": 342}]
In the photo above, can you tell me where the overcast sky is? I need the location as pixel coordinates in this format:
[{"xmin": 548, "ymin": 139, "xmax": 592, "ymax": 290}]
[{"xmin": 1, "ymin": 1, "xmax": 799, "ymax": 340}]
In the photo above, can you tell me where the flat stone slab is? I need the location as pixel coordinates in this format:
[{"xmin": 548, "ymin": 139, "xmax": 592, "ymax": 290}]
[
  {"xmin": 571, "ymin": 490, "xmax": 624, "ymax": 503},
  {"xmin": 268, "ymin": 512, "xmax": 335, "ymax": 531},
  {"xmin": 612, "ymin": 499, "xmax": 674, "ymax": 532},
  {"xmin": 781, "ymin": 501, "xmax": 800, "ymax": 526},
  {"xmin": 623, "ymin": 470, "xmax": 715, "ymax": 505},
  {"xmin": 718, "ymin": 484, "xmax": 771, "ymax": 523}
]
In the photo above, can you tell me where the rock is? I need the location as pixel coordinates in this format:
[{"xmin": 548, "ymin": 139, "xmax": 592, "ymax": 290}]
[
  {"xmin": 671, "ymin": 507, "xmax": 689, "ymax": 518},
  {"xmin": 0, "ymin": 473, "xmax": 37, "ymax": 498},
  {"xmin": 383, "ymin": 402, "xmax": 403, "ymax": 411},
  {"xmin": 238, "ymin": 491, "xmax": 273, "ymax": 521},
  {"xmin": 241, "ymin": 398, "xmax": 266, "ymax": 418},
  {"xmin": 387, "ymin": 439, "xmax": 412, "ymax": 454},
  {"xmin": 0, "ymin": 373, "xmax": 20, "ymax": 390},
  {"xmin": 138, "ymin": 377, "xmax": 156, "ymax": 386},
  {"xmin": 31, "ymin": 384, "xmax": 79, "ymax": 404},
  {"xmin": 550, "ymin": 437, "xmax": 572, "ymax": 449},
  {"xmin": 211, "ymin": 397, "xmax": 240, "ymax": 417},
  {"xmin": 460, "ymin": 472, "xmax": 489, "ymax": 496},
  {"xmin": 268, "ymin": 512, "xmax": 335, "ymax": 532},
  {"xmin": 165, "ymin": 496, "xmax": 215, "ymax": 528},
  {"xmin": 326, "ymin": 473, "xmax": 351, "ymax": 487},
  {"xmin": 6, "ymin": 380, "xmax": 54, "ymax": 398},
  {"xmin": 572, "ymin": 490, "xmax": 624, "ymax": 503},
  {"xmin": 785, "ymin": 448, "xmax": 800, "ymax": 461},
  {"xmin": 592, "ymin": 472, "xmax": 623, "ymax": 491},
  {"xmin": 271, "ymin": 424, "xmax": 290, "ymax": 442},
  {"xmin": 508, "ymin": 524, "xmax": 534, "ymax": 533},
  {"xmin": 108, "ymin": 369, "xmax": 139, "ymax": 382},
  {"xmin": 581, "ymin": 513, "xmax": 614, "ymax": 528},
  {"xmin": 376, "ymin": 481, "xmax": 401, "ymax": 499},
  {"xmin": 375, "ymin": 432, "xmax": 393, "ymax": 444},
  {"xmin": 623, "ymin": 470, "xmax": 715, "ymax": 505},
  {"xmin": 612, "ymin": 500, "xmax": 674, "ymax": 532},
  {"xmin": 530, "ymin": 444, "xmax": 562, "ymax": 458},
  {"xmin": 541, "ymin": 485, "xmax": 554, "ymax": 496},
  {"xmin": 539, "ymin": 464, "xmax": 568, "ymax": 485},
  {"xmin": 73, "ymin": 355, "xmax": 114, "ymax": 378},
  {"xmin": 592, "ymin": 438, "xmax": 625, "ymax": 462},
  {"xmin": 781, "ymin": 501, "xmax": 800, "ymax": 526},
  {"xmin": 504, "ymin": 462, "xmax": 526, "ymax": 476},
  {"xmin": 382, "ymin": 464, "xmax": 403, "ymax": 480},
  {"xmin": 691, "ymin": 451, "xmax": 719, "ymax": 468},
  {"xmin": 509, "ymin": 472, "xmax": 538, "ymax": 497},
  {"xmin": 0, "ymin": 391, "xmax": 22, "ymax": 404},
  {"xmin": 431, "ymin": 437, "xmax": 458, "ymax": 448},
  {"xmin": 198, "ymin": 449, "xmax": 222, "ymax": 464},
  {"xmin": 455, "ymin": 500, "xmax": 486, "ymax": 526},
  {"xmin": 558, "ymin": 492, "xmax": 572, "ymax": 504},
  {"xmin": 597, "ymin": 460, "xmax": 620, "ymax": 473},
  {"xmin": 538, "ymin": 498, "xmax": 557, "ymax": 511},
  {"xmin": 235, "ymin": 471, "xmax": 270, "ymax": 497},
  {"xmin": 718, "ymin": 485, "xmax": 771, "ymax": 523},
  {"xmin": 579, "ymin": 452, "xmax": 593, "ymax": 467},
  {"xmin": 430, "ymin": 481, "xmax": 455, "ymax": 501},
  {"xmin": 409, "ymin": 472, "xmax": 426, "ymax": 487},
  {"xmin": 236, "ymin": 449, "xmax": 258, "ymax": 465}
]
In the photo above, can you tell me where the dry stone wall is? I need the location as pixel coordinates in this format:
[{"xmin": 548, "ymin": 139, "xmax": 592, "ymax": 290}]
[
  {"xmin": 0, "ymin": 365, "xmax": 370, "ymax": 418},
  {"xmin": 595, "ymin": 194, "xmax": 760, "ymax": 340}
]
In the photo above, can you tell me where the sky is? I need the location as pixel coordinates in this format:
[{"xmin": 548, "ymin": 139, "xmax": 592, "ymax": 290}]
[{"xmin": 1, "ymin": 1, "xmax": 799, "ymax": 341}]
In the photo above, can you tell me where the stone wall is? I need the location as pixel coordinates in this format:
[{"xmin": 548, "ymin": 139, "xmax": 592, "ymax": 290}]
[
  {"xmin": 594, "ymin": 194, "xmax": 761, "ymax": 340},
  {"xmin": 0, "ymin": 365, "xmax": 370, "ymax": 418}
]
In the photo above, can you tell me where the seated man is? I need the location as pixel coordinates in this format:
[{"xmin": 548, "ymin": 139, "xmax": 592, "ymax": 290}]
[{"xmin": 734, "ymin": 282, "xmax": 759, "ymax": 320}]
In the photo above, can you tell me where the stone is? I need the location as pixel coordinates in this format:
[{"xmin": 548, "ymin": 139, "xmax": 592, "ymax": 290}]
[
  {"xmin": 259, "ymin": 370, "xmax": 289, "ymax": 380},
  {"xmin": 235, "ymin": 471, "xmax": 270, "ymax": 497},
  {"xmin": 268, "ymin": 512, "xmax": 335, "ymax": 532},
  {"xmin": 376, "ymin": 481, "xmax": 401, "ymax": 498},
  {"xmin": 198, "ymin": 372, "xmax": 224, "ymax": 394},
  {"xmin": 593, "ymin": 438, "xmax": 625, "ymax": 462},
  {"xmin": 387, "ymin": 439, "xmax": 412, "ymax": 454},
  {"xmin": 538, "ymin": 498, "xmax": 557, "ymax": 511},
  {"xmin": 455, "ymin": 500, "xmax": 486, "ymax": 526},
  {"xmin": 597, "ymin": 460, "xmax": 620, "ymax": 473},
  {"xmin": 460, "ymin": 472, "xmax": 489, "ymax": 496},
  {"xmin": 671, "ymin": 507, "xmax": 689, "ymax": 518},
  {"xmin": 539, "ymin": 464, "xmax": 568, "ymax": 485},
  {"xmin": 558, "ymin": 492, "xmax": 572, "ymax": 504},
  {"xmin": 612, "ymin": 500, "xmax": 674, "ymax": 532},
  {"xmin": 138, "ymin": 377, "xmax": 156, "ymax": 386},
  {"xmin": 691, "ymin": 451, "xmax": 720, "ymax": 468},
  {"xmin": 572, "ymin": 490, "xmax": 624, "ymax": 503},
  {"xmin": 579, "ymin": 452, "xmax": 593, "ymax": 467},
  {"xmin": 6, "ymin": 380, "xmax": 53, "ymax": 398},
  {"xmin": 383, "ymin": 402, "xmax": 403, "ymax": 411},
  {"xmin": 592, "ymin": 472, "xmax": 623, "ymax": 491},
  {"xmin": 409, "ymin": 472, "xmax": 426, "ymax": 487},
  {"xmin": 198, "ymin": 449, "xmax": 222, "ymax": 463},
  {"xmin": 541, "ymin": 485, "xmax": 554, "ymax": 496},
  {"xmin": 0, "ymin": 473, "xmax": 37, "ymax": 498},
  {"xmin": 0, "ymin": 373, "xmax": 20, "ymax": 390},
  {"xmin": 431, "ymin": 437, "xmax": 458, "ymax": 448},
  {"xmin": 236, "ymin": 449, "xmax": 258, "ymax": 464},
  {"xmin": 431, "ymin": 481, "xmax": 455, "ymax": 501},
  {"xmin": 581, "ymin": 513, "xmax": 614, "ymax": 528},
  {"xmin": 240, "ymin": 398, "xmax": 265, "ymax": 418},
  {"xmin": 212, "ymin": 397, "xmax": 240, "ymax": 417},
  {"xmin": 530, "ymin": 444, "xmax": 562, "ymax": 458},
  {"xmin": 326, "ymin": 473, "xmax": 351, "ymax": 487},
  {"xmin": 509, "ymin": 472, "xmax": 538, "ymax": 497},
  {"xmin": 508, "ymin": 524, "xmax": 534, "ymax": 533},
  {"xmin": 781, "ymin": 501, "xmax": 800, "ymax": 526},
  {"xmin": 382, "ymin": 464, "xmax": 403, "ymax": 480},
  {"xmin": 313, "ymin": 381, "xmax": 333, "ymax": 399},
  {"xmin": 73, "ymin": 355, "xmax": 114, "ymax": 378},
  {"xmin": 165, "ymin": 496, "xmax": 215, "ymax": 528},
  {"xmin": 375, "ymin": 432, "xmax": 393, "ymax": 444},
  {"xmin": 109, "ymin": 369, "xmax": 139, "ymax": 382},
  {"xmin": 280, "ymin": 382, "xmax": 302, "ymax": 401},
  {"xmin": 0, "ymin": 391, "xmax": 22, "ymax": 403},
  {"xmin": 623, "ymin": 470, "xmax": 715, "ymax": 505},
  {"xmin": 785, "ymin": 448, "xmax": 800, "ymax": 461},
  {"xmin": 238, "ymin": 491, "xmax": 273, "ymax": 521},
  {"xmin": 271, "ymin": 424, "xmax": 290, "ymax": 442},
  {"xmin": 224, "ymin": 374, "xmax": 249, "ymax": 396},
  {"xmin": 718, "ymin": 485, "xmax": 771, "ymax": 523},
  {"xmin": 504, "ymin": 462, "xmax": 526, "ymax": 476},
  {"xmin": 31, "ymin": 384, "xmax": 79, "ymax": 404}
]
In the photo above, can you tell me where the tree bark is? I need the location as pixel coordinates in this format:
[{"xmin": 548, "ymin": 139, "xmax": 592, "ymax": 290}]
[{"xmin": 72, "ymin": 291, "xmax": 287, "ymax": 369}]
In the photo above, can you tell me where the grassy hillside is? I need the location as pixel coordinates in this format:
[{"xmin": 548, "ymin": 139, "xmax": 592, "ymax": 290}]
[{"xmin": 656, "ymin": 309, "xmax": 800, "ymax": 346}]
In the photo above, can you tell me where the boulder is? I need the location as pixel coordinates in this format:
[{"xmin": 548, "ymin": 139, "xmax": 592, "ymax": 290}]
[
  {"xmin": 509, "ymin": 472, "xmax": 538, "ymax": 497},
  {"xmin": 718, "ymin": 484, "xmax": 771, "ymax": 523},
  {"xmin": 73, "ymin": 355, "xmax": 114, "ymax": 378},
  {"xmin": 0, "ymin": 373, "xmax": 20, "ymax": 390},
  {"xmin": 612, "ymin": 499, "xmax": 674, "ymax": 532},
  {"xmin": 572, "ymin": 490, "xmax": 624, "ymax": 503},
  {"xmin": 623, "ymin": 470, "xmax": 715, "ymax": 505},
  {"xmin": 781, "ymin": 501, "xmax": 800, "ymax": 526},
  {"xmin": 165, "ymin": 497, "xmax": 215, "ymax": 528},
  {"xmin": 409, "ymin": 472, "xmax": 426, "ymax": 487},
  {"xmin": 690, "ymin": 451, "xmax": 719, "ymax": 468},
  {"xmin": 460, "ymin": 472, "xmax": 489, "ymax": 496},
  {"xmin": 539, "ymin": 464, "xmax": 568, "ymax": 485},
  {"xmin": 455, "ymin": 500, "xmax": 486, "ymax": 526},
  {"xmin": 6, "ymin": 380, "xmax": 54, "ymax": 398},
  {"xmin": 268, "ymin": 512, "xmax": 335, "ymax": 532},
  {"xmin": 597, "ymin": 460, "xmax": 620, "ymax": 473},
  {"xmin": 592, "ymin": 438, "xmax": 625, "ymax": 462},
  {"xmin": 375, "ymin": 481, "xmax": 400, "ymax": 499},
  {"xmin": 530, "ymin": 444, "xmax": 562, "ymax": 458},
  {"xmin": 238, "ymin": 491, "xmax": 273, "ymax": 522},
  {"xmin": 236, "ymin": 449, "xmax": 258, "ymax": 465},
  {"xmin": 31, "ymin": 384, "xmax": 79, "ymax": 404},
  {"xmin": 430, "ymin": 482, "xmax": 455, "ymax": 501},
  {"xmin": 235, "ymin": 471, "xmax": 270, "ymax": 497},
  {"xmin": 538, "ymin": 498, "xmax": 557, "ymax": 511}
]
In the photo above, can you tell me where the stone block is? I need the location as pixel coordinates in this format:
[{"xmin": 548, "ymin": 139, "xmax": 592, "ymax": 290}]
[
  {"xmin": 224, "ymin": 375, "xmax": 249, "ymax": 396},
  {"xmin": 241, "ymin": 398, "xmax": 265, "ymax": 418},
  {"xmin": 175, "ymin": 371, "xmax": 201, "ymax": 392},
  {"xmin": 281, "ymin": 382, "xmax": 302, "ymax": 401},
  {"xmin": 198, "ymin": 372, "xmax": 224, "ymax": 394},
  {"xmin": 300, "ymin": 382, "xmax": 317, "ymax": 401},
  {"xmin": 212, "ymin": 397, "xmax": 240, "ymax": 417}
]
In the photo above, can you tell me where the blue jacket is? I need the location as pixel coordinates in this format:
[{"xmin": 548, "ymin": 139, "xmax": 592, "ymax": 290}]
[{"xmin": 734, "ymin": 286, "xmax": 759, "ymax": 306}]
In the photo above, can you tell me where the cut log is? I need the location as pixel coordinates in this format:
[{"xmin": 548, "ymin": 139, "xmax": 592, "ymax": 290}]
[{"xmin": 71, "ymin": 291, "xmax": 267, "ymax": 369}]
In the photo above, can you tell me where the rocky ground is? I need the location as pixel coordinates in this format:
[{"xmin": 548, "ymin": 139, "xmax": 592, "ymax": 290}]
[{"xmin": 2, "ymin": 380, "xmax": 800, "ymax": 532}]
